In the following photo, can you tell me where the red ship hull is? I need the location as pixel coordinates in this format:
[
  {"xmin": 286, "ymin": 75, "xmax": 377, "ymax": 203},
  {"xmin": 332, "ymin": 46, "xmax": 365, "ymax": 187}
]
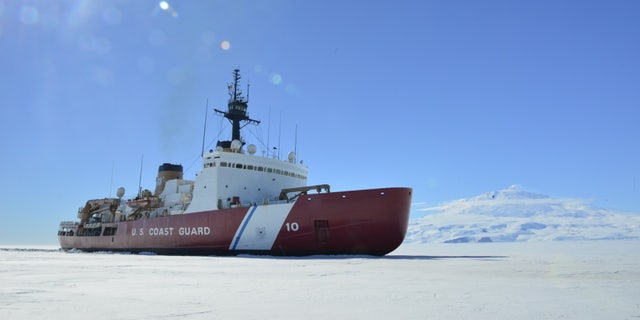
[{"xmin": 58, "ymin": 187, "xmax": 412, "ymax": 256}]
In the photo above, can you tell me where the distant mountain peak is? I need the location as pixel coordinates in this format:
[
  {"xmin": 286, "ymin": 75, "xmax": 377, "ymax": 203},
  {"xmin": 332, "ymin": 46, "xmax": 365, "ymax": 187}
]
[
  {"xmin": 406, "ymin": 186, "xmax": 640, "ymax": 244},
  {"xmin": 471, "ymin": 185, "xmax": 549, "ymax": 201}
]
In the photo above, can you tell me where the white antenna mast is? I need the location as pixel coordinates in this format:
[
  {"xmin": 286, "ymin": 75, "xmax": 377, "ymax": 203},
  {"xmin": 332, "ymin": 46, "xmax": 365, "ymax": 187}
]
[
  {"xmin": 109, "ymin": 160, "xmax": 115, "ymax": 197},
  {"xmin": 294, "ymin": 124, "xmax": 298, "ymax": 158},
  {"xmin": 277, "ymin": 111, "xmax": 282, "ymax": 160},
  {"xmin": 201, "ymin": 99, "xmax": 208, "ymax": 156},
  {"xmin": 137, "ymin": 154, "xmax": 144, "ymax": 197},
  {"xmin": 266, "ymin": 108, "xmax": 271, "ymax": 157}
]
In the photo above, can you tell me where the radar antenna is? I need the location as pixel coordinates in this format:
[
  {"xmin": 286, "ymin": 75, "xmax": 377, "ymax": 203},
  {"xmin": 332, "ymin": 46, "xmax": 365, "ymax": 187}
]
[{"xmin": 214, "ymin": 69, "xmax": 260, "ymax": 150}]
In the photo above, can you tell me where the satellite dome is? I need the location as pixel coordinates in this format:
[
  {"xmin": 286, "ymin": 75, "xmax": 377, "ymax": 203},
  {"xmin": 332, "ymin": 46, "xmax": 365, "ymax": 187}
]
[
  {"xmin": 216, "ymin": 146, "xmax": 223, "ymax": 152},
  {"xmin": 247, "ymin": 144, "xmax": 257, "ymax": 155},
  {"xmin": 116, "ymin": 187, "xmax": 125, "ymax": 198},
  {"xmin": 288, "ymin": 152, "xmax": 296, "ymax": 162},
  {"xmin": 230, "ymin": 139, "xmax": 242, "ymax": 152}
]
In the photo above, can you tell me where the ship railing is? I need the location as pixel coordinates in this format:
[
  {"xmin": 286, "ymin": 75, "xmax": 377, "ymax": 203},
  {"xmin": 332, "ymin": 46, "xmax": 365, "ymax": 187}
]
[
  {"xmin": 225, "ymin": 198, "xmax": 291, "ymax": 209},
  {"xmin": 84, "ymin": 222, "xmax": 102, "ymax": 229},
  {"xmin": 59, "ymin": 221, "xmax": 79, "ymax": 227},
  {"xmin": 260, "ymin": 199, "xmax": 290, "ymax": 206},
  {"xmin": 58, "ymin": 221, "xmax": 79, "ymax": 236}
]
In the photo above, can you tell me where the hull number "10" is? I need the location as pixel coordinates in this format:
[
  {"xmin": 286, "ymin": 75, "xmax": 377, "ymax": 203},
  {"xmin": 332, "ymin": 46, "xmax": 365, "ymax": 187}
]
[{"xmin": 284, "ymin": 222, "xmax": 299, "ymax": 232}]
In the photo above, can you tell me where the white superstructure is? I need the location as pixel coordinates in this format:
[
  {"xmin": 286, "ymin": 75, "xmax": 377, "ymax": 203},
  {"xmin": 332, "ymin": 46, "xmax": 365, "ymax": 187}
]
[{"xmin": 185, "ymin": 145, "xmax": 308, "ymax": 213}]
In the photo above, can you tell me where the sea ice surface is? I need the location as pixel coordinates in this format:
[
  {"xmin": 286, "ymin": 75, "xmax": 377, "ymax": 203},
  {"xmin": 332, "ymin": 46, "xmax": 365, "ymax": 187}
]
[{"xmin": 1, "ymin": 241, "xmax": 638, "ymax": 319}]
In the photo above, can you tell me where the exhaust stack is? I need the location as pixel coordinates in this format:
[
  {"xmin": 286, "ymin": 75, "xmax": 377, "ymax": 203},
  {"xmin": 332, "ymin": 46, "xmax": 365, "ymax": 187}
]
[{"xmin": 154, "ymin": 163, "xmax": 183, "ymax": 195}]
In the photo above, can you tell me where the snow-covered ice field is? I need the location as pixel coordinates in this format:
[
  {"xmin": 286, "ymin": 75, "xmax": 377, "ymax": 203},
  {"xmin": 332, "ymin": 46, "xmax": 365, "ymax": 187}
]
[{"xmin": 1, "ymin": 241, "xmax": 639, "ymax": 319}]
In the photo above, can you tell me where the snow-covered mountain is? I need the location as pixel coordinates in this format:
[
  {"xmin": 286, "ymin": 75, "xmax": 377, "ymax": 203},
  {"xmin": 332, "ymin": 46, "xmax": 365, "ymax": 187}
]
[{"xmin": 405, "ymin": 185, "xmax": 640, "ymax": 243}]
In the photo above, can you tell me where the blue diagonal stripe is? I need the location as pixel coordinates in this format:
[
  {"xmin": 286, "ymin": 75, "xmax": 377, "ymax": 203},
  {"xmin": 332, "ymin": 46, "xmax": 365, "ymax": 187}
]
[{"xmin": 231, "ymin": 205, "xmax": 258, "ymax": 250}]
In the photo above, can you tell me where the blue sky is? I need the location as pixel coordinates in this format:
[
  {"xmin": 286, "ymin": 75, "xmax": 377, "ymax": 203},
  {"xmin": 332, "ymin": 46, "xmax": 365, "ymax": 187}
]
[{"xmin": 1, "ymin": 0, "xmax": 639, "ymax": 244}]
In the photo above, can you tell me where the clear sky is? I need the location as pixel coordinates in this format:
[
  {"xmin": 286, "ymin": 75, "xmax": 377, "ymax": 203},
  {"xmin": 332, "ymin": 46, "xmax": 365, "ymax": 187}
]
[{"xmin": 1, "ymin": 0, "xmax": 639, "ymax": 244}]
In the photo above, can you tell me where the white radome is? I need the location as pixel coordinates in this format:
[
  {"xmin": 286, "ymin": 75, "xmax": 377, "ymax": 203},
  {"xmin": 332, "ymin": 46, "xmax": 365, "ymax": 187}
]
[
  {"xmin": 116, "ymin": 187, "xmax": 125, "ymax": 198},
  {"xmin": 230, "ymin": 139, "xmax": 242, "ymax": 152}
]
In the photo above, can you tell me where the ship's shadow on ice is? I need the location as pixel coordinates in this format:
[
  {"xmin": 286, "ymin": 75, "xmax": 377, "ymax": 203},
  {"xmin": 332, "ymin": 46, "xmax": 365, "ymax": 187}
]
[
  {"xmin": 382, "ymin": 255, "xmax": 507, "ymax": 260},
  {"xmin": 0, "ymin": 248, "xmax": 60, "ymax": 253},
  {"xmin": 236, "ymin": 254, "xmax": 507, "ymax": 261}
]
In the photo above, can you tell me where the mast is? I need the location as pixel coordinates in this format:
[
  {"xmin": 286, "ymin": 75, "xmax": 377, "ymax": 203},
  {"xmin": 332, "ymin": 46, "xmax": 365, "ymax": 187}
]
[
  {"xmin": 137, "ymin": 154, "xmax": 144, "ymax": 197},
  {"xmin": 214, "ymin": 69, "xmax": 260, "ymax": 150},
  {"xmin": 201, "ymin": 99, "xmax": 208, "ymax": 156}
]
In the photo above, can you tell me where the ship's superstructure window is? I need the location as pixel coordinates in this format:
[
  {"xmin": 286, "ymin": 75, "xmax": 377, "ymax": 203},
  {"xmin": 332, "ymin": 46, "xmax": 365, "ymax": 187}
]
[
  {"xmin": 205, "ymin": 159, "xmax": 307, "ymax": 180},
  {"xmin": 102, "ymin": 227, "xmax": 117, "ymax": 236}
]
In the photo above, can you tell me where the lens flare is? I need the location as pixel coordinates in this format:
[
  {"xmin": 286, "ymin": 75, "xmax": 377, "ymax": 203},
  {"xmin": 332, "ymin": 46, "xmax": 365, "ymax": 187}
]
[
  {"xmin": 220, "ymin": 40, "xmax": 231, "ymax": 50},
  {"xmin": 159, "ymin": 1, "xmax": 178, "ymax": 18},
  {"xmin": 270, "ymin": 73, "xmax": 282, "ymax": 85}
]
